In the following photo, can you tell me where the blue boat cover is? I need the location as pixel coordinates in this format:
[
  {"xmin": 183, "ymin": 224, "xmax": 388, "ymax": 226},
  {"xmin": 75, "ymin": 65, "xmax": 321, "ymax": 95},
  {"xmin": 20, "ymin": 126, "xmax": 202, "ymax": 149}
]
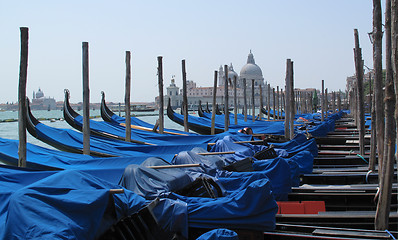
[
  {"xmin": 34, "ymin": 122, "xmax": 207, "ymax": 161},
  {"xmin": 110, "ymin": 113, "xmax": 196, "ymax": 135},
  {"xmin": 73, "ymin": 115, "xmax": 252, "ymax": 145},
  {"xmin": 0, "ymin": 166, "xmax": 190, "ymax": 239},
  {"xmin": 165, "ymin": 174, "xmax": 278, "ymax": 231},
  {"xmin": 172, "ymin": 149, "xmax": 293, "ymax": 200},
  {"xmin": 210, "ymin": 135, "xmax": 317, "ymax": 166},
  {"xmin": 2, "ymin": 170, "xmax": 147, "ymax": 240},
  {"xmin": 119, "ymin": 163, "xmax": 193, "ymax": 200},
  {"xmin": 196, "ymin": 228, "xmax": 238, "ymax": 240},
  {"xmin": 171, "ymin": 109, "xmax": 343, "ymax": 137}
]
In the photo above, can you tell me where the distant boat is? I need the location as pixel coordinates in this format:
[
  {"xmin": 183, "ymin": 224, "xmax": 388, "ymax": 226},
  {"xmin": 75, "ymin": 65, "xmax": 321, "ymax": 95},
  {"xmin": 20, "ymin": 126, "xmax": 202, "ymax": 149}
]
[{"xmin": 131, "ymin": 104, "xmax": 155, "ymax": 112}]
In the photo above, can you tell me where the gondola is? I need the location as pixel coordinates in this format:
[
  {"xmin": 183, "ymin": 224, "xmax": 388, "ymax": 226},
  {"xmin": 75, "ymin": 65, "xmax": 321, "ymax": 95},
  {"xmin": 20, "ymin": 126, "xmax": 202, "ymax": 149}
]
[
  {"xmin": 275, "ymin": 211, "xmax": 397, "ymax": 231},
  {"xmin": 167, "ymin": 98, "xmax": 225, "ymax": 135},
  {"xmin": 27, "ymin": 99, "xmax": 202, "ymax": 159},
  {"xmin": 264, "ymin": 223, "xmax": 397, "ymax": 239},
  {"xmin": 100, "ymin": 91, "xmax": 192, "ymax": 136},
  {"xmin": 288, "ymin": 184, "xmax": 397, "ymax": 212},
  {"xmin": 262, "ymin": 107, "xmax": 285, "ymax": 119},
  {"xmin": 205, "ymin": 102, "xmax": 211, "ymax": 113},
  {"xmin": 63, "ymin": 89, "xmax": 127, "ymax": 142},
  {"xmin": 215, "ymin": 104, "xmax": 222, "ymax": 115},
  {"xmin": 64, "ymin": 91, "xmax": 253, "ymax": 146},
  {"xmin": 197, "ymin": 100, "xmax": 205, "ymax": 117},
  {"xmin": 26, "ymin": 98, "xmax": 114, "ymax": 156}
]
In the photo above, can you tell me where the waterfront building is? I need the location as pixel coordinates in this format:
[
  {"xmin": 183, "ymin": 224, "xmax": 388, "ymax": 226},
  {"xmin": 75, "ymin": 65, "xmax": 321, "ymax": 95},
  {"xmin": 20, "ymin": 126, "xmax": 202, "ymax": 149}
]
[
  {"xmin": 31, "ymin": 88, "xmax": 57, "ymax": 110},
  {"xmin": 159, "ymin": 51, "xmax": 266, "ymax": 110}
]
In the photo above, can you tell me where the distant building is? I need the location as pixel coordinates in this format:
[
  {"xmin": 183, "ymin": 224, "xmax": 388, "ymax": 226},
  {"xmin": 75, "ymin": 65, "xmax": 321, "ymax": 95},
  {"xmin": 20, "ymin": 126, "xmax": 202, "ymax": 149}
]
[
  {"xmin": 30, "ymin": 88, "xmax": 56, "ymax": 110},
  {"xmin": 158, "ymin": 50, "xmax": 267, "ymax": 109}
]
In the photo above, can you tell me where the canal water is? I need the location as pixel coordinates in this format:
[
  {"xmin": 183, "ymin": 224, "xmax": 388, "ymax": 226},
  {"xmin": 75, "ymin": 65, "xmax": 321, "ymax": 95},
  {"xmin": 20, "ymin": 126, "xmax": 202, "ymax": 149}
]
[{"xmin": 0, "ymin": 109, "xmax": 186, "ymax": 149}]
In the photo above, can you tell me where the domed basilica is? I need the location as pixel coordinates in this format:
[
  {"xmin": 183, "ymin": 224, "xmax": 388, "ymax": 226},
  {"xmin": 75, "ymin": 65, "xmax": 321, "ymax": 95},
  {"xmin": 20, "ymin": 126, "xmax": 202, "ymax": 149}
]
[{"xmin": 163, "ymin": 51, "xmax": 266, "ymax": 109}]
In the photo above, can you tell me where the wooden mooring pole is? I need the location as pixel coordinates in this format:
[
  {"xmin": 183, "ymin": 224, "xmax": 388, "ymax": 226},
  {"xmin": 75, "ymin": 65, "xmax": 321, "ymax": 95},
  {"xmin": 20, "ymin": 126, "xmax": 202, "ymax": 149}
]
[
  {"xmin": 376, "ymin": 0, "xmax": 386, "ymax": 170},
  {"xmin": 251, "ymin": 79, "xmax": 255, "ymax": 122},
  {"xmin": 82, "ymin": 42, "xmax": 90, "ymax": 155},
  {"xmin": 125, "ymin": 51, "xmax": 131, "ymax": 142},
  {"xmin": 157, "ymin": 56, "xmax": 164, "ymax": 134},
  {"xmin": 224, "ymin": 65, "xmax": 229, "ymax": 131},
  {"xmin": 233, "ymin": 75, "xmax": 238, "ymax": 125},
  {"xmin": 284, "ymin": 59, "xmax": 291, "ymax": 139},
  {"xmin": 337, "ymin": 91, "xmax": 342, "ymax": 112},
  {"xmin": 182, "ymin": 59, "xmax": 189, "ymax": 132},
  {"xmin": 211, "ymin": 71, "xmax": 218, "ymax": 135},
  {"xmin": 276, "ymin": 86, "xmax": 280, "ymax": 119},
  {"xmin": 243, "ymin": 78, "xmax": 247, "ymax": 122},
  {"xmin": 289, "ymin": 61, "xmax": 295, "ymax": 139},
  {"xmin": 353, "ymin": 29, "xmax": 365, "ymax": 156},
  {"xmin": 375, "ymin": 0, "xmax": 396, "ymax": 230},
  {"xmin": 259, "ymin": 84, "xmax": 263, "ymax": 120},
  {"xmin": 321, "ymin": 80, "xmax": 325, "ymax": 121},
  {"xmin": 18, "ymin": 27, "xmax": 28, "ymax": 167},
  {"xmin": 267, "ymin": 83, "xmax": 271, "ymax": 120},
  {"xmin": 273, "ymin": 87, "xmax": 276, "ymax": 121}
]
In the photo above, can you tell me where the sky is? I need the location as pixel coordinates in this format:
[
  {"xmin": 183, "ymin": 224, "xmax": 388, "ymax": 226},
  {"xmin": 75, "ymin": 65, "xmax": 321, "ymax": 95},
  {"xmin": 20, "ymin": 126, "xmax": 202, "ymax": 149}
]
[{"xmin": 0, "ymin": 1, "xmax": 377, "ymax": 104}]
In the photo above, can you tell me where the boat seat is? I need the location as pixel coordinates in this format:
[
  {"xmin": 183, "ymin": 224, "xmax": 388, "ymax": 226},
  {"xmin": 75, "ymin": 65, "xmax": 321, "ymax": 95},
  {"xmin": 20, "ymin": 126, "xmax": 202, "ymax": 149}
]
[
  {"xmin": 253, "ymin": 145, "xmax": 278, "ymax": 160},
  {"xmin": 223, "ymin": 157, "xmax": 254, "ymax": 172},
  {"xmin": 175, "ymin": 177, "xmax": 223, "ymax": 198},
  {"xmin": 99, "ymin": 199, "xmax": 178, "ymax": 240}
]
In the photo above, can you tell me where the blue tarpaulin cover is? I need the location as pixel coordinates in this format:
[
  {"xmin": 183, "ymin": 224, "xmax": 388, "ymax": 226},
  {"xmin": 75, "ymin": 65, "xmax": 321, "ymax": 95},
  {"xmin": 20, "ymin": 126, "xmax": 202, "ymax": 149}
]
[
  {"xmin": 196, "ymin": 228, "xmax": 239, "ymax": 240},
  {"xmin": 2, "ymin": 170, "xmax": 147, "ymax": 240},
  {"xmin": 34, "ymin": 122, "xmax": 207, "ymax": 160},
  {"xmin": 120, "ymin": 156, "xmax": 278, "ymax": 231},
  {"xmin": 165, "ymin": 174, "xmax": 278, "ymax": 231},
  {"xmin": 73, "ymin": 115, "xmax": 252, "ymax": 145},
  {"xmin": 170, "ymin": 109, "xmax": 343, "ymax": 137},
  {"xmin": 172, "ymin": 149, "xmax": 293, "ymax": 200}
]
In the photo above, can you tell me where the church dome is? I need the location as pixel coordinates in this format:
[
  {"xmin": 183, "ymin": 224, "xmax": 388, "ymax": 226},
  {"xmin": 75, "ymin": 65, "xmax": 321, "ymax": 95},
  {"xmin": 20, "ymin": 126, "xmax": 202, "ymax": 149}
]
[
  {"xmin": 35, "ymin": 88, "xmax": 44, "ymax": 99},
  {"xmin": 240, "ymin": 51, "xmax": 263, "ymax": 80}
]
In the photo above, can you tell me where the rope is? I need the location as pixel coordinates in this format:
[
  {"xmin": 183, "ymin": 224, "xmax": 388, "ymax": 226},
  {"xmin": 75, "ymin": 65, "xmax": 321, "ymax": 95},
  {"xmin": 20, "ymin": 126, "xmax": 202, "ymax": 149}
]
[
  {"xmin": 356, "ymin": 154, "xmax": 368, "ymax": 163},
  {"xmin": 366, "ymin": 170, "xmax": 373, "ymax": 184},
  {"xmin": 385, "ymin": 229, "xmax": 396, "ymax": 240}
]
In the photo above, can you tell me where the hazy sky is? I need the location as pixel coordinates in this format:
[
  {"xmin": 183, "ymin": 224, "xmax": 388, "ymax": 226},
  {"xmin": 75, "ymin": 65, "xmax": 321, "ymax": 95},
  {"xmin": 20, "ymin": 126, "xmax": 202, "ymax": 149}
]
[{"xmin": 1, "ymin": 1, "xmax": 376, "ymax": 104}]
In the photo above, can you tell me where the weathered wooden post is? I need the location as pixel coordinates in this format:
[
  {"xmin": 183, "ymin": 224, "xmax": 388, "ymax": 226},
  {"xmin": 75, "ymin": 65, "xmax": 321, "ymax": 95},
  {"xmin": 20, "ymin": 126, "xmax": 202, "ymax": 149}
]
[
  {"xmin": 284, "ymin": 59, "xmax": 291, "ymax": 139},
  {"xmin": 224, "ymin": 65, "xmax": 229, "ymax": 131},
  {"xmin": 124, "ymin": 51, "xmax": 131, "ymax": 142},
  {"xmin": 374, "ymin": 0, "xmax": 386, "ymax": 170},
  {"xmin": 337, "ymin": 91, "xmax": 342, "ymax": 112},
  {"xmin": 157, "ymin": 56, "xmax": 164, "ymax": 134},
  {"xmin": 267, "ymin": 83, "xmax": 271, "ymax": 120},
  {"xmin": 369, "ymin": 75, "xmax": 377, "ymax": 171},
  {"xmin": 211, "ymin": 71, "xmax": 218, "ymax": 135},
  {"xmin": 289, "ymin": 61, "xmax": 295, "ymax": 139},
  {"xmin": 82, "ymin": 42, "xmax": 90, "ymax": 155},
  {"xmin": 251, "ymin": 79, "xmax": 255, "ymax": 122},
  {"xmin": 272, "ymin": 88, "xmax": 276, "ymax": 121},
  {"xmin": 321, "ymin": 80, "xmax": 325, "ymax": 121},
  {"xmin": 259, "ymin": 84, "xmax": 263, "ymax": 120},
  {"xmin": 233, "ymin": 75, "xmax": 238, "ymax": 125},
  {"xmin": 18, "ymin": 27, "xmax": 28, "ymax": 167},
  {"xmin": 325, "ymin": 88, "xmax": 329, "ymax": 117},
  {"xmin": 393, "ymin": 0, "xmax": 398, "ymax": 167},
  {"xmin": 118, "ymin": 102, "xmax": 121, "ymax": 116},
  {"xmin": 353, "ymin": 29, "xmax": 365, "ymax": 156},
  {"xmin": 375, "ymin": 0, "xmax": 396, "ymax": 230},
  {"xmin": 332, "ymin": 91, "xmax": 336, "ymax": 113},
  {"xmin": 182, "ymin": 59, "xmax": 189, "ymax": 132},
  {"xmin": 276, "ymin": 86, "xmax": 280, "ymax": 119},
  {"xmin": 243, "ymin": 78, "xmax": 248, "ymax": 122},
  {"xmin": 282, "ymin": 90, "xmax": 285, "ymax": 118}
]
